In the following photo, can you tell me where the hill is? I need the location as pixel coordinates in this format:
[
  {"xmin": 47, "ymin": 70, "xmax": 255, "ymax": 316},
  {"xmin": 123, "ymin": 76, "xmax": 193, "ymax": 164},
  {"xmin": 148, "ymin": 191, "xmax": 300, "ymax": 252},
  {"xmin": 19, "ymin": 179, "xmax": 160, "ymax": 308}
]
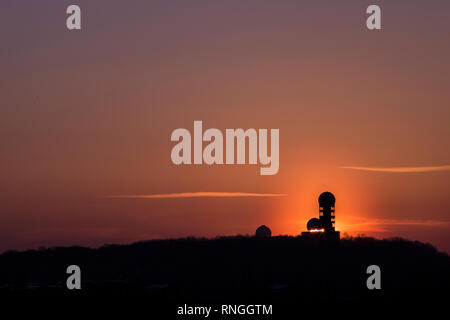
[{"xmin": 0, "ymin": 235, "xmax": 448, "ymax": 302}]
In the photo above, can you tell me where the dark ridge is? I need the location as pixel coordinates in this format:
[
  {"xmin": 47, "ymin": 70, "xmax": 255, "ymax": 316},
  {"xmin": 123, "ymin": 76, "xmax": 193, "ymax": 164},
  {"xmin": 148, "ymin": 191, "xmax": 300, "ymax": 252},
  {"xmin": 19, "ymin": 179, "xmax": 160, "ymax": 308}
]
[{"xmin": 0, "ymin": 236, "xmax": 448, "ymax": 301}]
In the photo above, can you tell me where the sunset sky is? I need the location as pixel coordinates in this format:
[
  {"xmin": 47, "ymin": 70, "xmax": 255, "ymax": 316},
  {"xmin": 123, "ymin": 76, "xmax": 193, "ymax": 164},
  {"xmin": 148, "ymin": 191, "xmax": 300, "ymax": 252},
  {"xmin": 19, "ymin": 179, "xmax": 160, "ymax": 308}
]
[{"xmin": 1, "ymin": 1, "xmax": 449, "ymax": 253}]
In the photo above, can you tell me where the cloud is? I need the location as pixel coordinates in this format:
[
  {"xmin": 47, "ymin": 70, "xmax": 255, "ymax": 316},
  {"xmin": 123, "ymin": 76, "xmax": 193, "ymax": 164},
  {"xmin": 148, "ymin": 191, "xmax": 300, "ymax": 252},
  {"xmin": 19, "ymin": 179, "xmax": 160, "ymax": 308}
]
[
  {"xmin": 340, "ymin": 165, "xmax": 450, "ymax": 173},
  {"xmin": 106, "ymin": 192, "xmax": 288, "ymax": 199},
  {"xmin": 338, "ymin": 218, "xmax": 450, "ymax": 233}
]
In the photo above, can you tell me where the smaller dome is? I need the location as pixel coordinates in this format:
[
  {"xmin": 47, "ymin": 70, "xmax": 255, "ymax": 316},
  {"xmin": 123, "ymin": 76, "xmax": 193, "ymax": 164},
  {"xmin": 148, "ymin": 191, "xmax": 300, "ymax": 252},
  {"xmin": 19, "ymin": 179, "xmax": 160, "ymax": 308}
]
[
  {"xmin": 318, "ymin": 192, "xmax": 335, "ymax": 207},
  {"xmin": 255, "ymin": 225, "xmax": 271, "ymax": 238},
  {"xmin": 307, "ymin": 218, "xmax": 322, "ymax": 231}
]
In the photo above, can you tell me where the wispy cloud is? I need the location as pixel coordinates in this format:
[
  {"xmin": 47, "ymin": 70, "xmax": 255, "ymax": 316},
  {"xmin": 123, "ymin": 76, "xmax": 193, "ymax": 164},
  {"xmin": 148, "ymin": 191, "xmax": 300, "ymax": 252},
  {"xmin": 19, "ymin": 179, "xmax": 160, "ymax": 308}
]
[
  {"xmin": 106, "ymin": 192, "xmax": 288, "ymax": 199},
  {"xmin": 341, "ymin": 165, "xmax": 450, "ymax": 173},
  {"xmin": 338, "ymin": 218, "xmax": 450, "ymax": 233}
]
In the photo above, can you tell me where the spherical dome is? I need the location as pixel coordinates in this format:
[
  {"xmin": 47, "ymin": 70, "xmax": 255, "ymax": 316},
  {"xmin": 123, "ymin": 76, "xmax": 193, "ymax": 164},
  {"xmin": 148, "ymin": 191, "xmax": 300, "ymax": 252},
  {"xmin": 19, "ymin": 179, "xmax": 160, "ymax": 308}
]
[
  {"xmin": 307, "ymin": 218, "xmax": 322, "ymax": 231},
  {"xmin": 255, "ymin": 225, "xmax": 271, "ymax": 238},
  {"xmin": 318, "ymin": 192, "xmax": 335, "ymax": 207}
]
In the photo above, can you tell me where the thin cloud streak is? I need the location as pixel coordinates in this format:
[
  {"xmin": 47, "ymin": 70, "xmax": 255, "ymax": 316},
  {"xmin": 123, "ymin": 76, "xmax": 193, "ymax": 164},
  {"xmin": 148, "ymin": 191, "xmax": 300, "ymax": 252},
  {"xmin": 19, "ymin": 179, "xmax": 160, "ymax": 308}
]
[
  {"xmin": 106, "ymin": 192, "xmax": 288, "ymax": 199},
  {"xmin": 341, "ymin": 219, "xmax": 450, "ymax": 228},
  {"xmin": 338, "ymin": 218, "xmax": 450, "ymax": 233},
  {"xmin": 341, "ymin": 165, "xmax": 450, "ymax": 173}
]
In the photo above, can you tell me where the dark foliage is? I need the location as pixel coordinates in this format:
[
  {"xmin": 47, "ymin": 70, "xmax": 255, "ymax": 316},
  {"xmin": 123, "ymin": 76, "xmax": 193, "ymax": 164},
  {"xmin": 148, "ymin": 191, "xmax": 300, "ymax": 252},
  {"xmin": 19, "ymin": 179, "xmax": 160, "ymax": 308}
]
[{"xmin": 0, "ymin": 236, "xmax": 448, "ymax": 301}]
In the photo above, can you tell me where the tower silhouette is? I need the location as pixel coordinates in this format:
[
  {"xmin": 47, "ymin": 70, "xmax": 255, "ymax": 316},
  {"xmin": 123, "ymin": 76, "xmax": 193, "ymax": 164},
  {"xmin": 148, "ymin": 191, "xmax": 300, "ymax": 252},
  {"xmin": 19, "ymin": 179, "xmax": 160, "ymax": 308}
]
[
  {"xmin": 303, "ymin": 192, "xmax": 340, "ymax": 240},
  {"xmin": 318, "ymin": 192, "xmax": 335, "ymax": 232}
]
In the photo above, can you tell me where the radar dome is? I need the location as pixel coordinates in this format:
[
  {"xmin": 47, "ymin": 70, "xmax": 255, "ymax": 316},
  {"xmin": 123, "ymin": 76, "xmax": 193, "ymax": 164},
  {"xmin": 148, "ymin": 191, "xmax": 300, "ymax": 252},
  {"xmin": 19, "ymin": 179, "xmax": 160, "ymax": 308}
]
[
  {"xmin": 318, "ymin": 192, "xmax": 335, "ymax": 207},
  {"xmin": 255, "ymin": 225, "xmax": 271, "ymax": 238},
  {"xmin": 307, "ymin": 218, "xmax": 322, "ymax": 231}
]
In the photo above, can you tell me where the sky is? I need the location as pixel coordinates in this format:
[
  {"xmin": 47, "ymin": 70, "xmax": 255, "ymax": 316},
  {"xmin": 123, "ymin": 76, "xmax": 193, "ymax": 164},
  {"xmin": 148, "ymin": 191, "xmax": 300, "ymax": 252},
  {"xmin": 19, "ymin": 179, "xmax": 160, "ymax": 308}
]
[{"xmin": 1, "ymin": 0, "xmax": 450, "ymax": 253}]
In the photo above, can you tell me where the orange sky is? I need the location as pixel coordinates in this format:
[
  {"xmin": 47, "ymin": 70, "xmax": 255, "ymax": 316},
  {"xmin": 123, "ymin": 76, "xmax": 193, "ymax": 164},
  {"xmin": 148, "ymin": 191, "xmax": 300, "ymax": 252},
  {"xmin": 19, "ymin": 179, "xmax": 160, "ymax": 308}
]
[{"xmin": 1, "ymin": 0, "xmax": 449, "ymax": 253}]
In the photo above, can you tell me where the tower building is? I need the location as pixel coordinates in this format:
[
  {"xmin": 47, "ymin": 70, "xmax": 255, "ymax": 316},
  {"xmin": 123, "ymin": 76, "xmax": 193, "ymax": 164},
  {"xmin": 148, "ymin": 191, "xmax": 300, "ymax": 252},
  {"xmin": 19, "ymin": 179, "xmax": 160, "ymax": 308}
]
[
  {"xmin": 318, "ymin": 191, "xmax": 335, "ymax": 232},
  {"xmin": 303, "ymin": 192, "xmax": 340, "ymax": 240}
]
